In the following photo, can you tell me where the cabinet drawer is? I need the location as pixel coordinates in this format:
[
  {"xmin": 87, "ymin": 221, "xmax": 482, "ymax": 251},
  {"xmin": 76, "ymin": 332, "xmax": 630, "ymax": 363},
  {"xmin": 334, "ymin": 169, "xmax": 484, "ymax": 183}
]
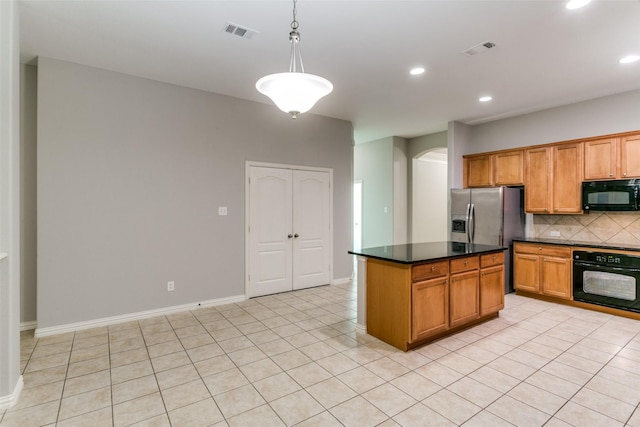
[
  {"xmin": 514, "ymin": 243, "xmax": 570, "ymax": 258},
  {"xmin": 412, "ymin": 261, "xmax": 448, "ymax": 282},
  {"xmin": 450, "ymin": 256, "xmax": 479, "ymax": 274},
  {"xmin": 481, "ymin": 251, "xmax": 504, "ymax": 268}
]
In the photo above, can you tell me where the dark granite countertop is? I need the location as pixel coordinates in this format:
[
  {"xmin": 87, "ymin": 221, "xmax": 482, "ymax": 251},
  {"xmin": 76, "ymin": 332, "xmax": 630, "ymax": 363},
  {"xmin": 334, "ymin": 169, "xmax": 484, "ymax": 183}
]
[
  {"xmin": 513, "ymin": 237, "xmax": 640, "ymax": 253},
  {"xmin": 348, "ymin": 241, "xmax": 506, "ymax": 265}
]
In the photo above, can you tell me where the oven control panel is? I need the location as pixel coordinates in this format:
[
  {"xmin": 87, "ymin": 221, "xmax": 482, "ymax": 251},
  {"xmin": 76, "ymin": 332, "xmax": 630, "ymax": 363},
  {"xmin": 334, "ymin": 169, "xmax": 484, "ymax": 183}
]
[{"xmin": 574, "ymin": 251, "xmax": 640, "ymax": 268}]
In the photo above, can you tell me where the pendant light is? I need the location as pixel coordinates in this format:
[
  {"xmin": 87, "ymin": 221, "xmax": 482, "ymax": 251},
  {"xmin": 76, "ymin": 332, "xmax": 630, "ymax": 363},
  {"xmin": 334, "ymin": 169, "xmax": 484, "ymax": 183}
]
[{"xmin": 256, "ymin": 0, "xmax": 333, "ymax": 119}]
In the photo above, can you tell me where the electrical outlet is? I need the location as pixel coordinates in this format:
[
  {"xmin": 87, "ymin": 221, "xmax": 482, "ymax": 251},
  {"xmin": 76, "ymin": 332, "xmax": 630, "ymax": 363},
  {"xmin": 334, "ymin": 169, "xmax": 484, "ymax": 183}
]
[
  {"xmin": 167, "ymin": 281, "xmax": 175, "ymax": 292},
  {"xmin": 550, "ymin": 230, "xmax": 560, "ymax": 237},
  {"xmin": 218, "ymin": 206, "xmax": 228, "ymax": 216}
]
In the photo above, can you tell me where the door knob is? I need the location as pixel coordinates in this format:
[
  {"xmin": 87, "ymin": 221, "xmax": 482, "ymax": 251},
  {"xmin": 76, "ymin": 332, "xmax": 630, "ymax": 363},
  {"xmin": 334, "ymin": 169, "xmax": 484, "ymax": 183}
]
[
  {"xmin": 294, "ymin": 234, "xmax": 299, "ymax": 238},
  {"xmin": 288, "ymin": 234, "xmax": 293, "ymax": 238}
]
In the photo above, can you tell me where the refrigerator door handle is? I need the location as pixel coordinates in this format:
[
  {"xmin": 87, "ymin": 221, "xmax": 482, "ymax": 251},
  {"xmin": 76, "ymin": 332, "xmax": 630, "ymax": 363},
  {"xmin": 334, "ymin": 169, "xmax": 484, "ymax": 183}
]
[
  {"xmin": 469, "ymin": 203, "xmax": 475, "ymax": 243},
  {"xmin": 466, "ymin": 203, "xmax": 472, "ymax": 243}
]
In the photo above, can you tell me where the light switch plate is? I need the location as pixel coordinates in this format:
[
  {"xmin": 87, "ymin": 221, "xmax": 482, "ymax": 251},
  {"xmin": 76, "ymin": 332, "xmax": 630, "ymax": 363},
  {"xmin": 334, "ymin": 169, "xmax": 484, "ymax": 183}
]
[{"xmin": 218, "ymin": 206, "xmax": 228, "ymax": 216}]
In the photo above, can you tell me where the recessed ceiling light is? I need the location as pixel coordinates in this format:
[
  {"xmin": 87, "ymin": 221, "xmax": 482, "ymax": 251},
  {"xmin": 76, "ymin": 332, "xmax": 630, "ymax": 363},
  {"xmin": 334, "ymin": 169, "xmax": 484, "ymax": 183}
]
[
  {"xmin": 566, "ymin": 0, "xmax": 591, "ymax": 9},
  {"xmin": 479, "ymin": 96, "xmax": 493, "ymax": 103},
  {"xmin": 410, "ymin": 67, "xmax": 425, "ymax": 76},
  {"xmin": 619, "ymin": 55, "xmax": 640, "ymax": 64}
]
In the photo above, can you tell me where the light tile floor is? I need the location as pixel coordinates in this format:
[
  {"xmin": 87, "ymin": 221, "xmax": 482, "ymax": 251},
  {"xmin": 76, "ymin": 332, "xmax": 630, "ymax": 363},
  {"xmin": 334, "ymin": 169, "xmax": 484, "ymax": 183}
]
[{"xmin": 2, "ymin": 282, "xmax": 640, "ymax": 426}]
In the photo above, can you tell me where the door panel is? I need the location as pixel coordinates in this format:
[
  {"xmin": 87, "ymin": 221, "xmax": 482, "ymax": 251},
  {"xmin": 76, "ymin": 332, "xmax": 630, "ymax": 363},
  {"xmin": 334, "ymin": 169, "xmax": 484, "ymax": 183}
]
[
  {"xmin": 470, "ymin": 188, "xmax": 502, "ymax": 246},
  {"xmin": 249, "ymin": 167, "xmax": 293, "ymax": 297},
  {"xmin": 293, "ymin": 170, "xmax": 331, "ymax": 290},
  {"xmin": 450, "ymin": 189, "xmax": 470, "ymax": 243}
]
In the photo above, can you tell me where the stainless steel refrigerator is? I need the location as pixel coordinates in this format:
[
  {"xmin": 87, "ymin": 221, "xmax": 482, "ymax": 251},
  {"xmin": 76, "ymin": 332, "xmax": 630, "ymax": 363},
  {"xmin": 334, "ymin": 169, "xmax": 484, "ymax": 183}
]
[{"xmin": 450, "ymin": 187, "xmax": 525, "ymax": 293}]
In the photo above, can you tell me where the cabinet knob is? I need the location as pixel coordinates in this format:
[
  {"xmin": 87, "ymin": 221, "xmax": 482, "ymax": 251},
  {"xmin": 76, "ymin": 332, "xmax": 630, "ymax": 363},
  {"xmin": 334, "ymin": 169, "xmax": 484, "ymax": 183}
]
[
  {"xmin": 431, "ymin": 266, "xmax": 435, "ymax": 272},
  {"xmin": 492, "ymin": 255, "xmax": 496, "ymax": 260},
  {"xmin": 623, "ymin": 172, "xmax": 627, "ymax": 177},
  {"xmin": 538, "ymin": 247, "xmax": 542, "ymax": 251},
  {"xmin": 610, "ymin": 172, "xmax": 614, "ymax": 177},
  {"xmin": 464, "ymin": 261, "xmax": 468, "ymax": 266}
]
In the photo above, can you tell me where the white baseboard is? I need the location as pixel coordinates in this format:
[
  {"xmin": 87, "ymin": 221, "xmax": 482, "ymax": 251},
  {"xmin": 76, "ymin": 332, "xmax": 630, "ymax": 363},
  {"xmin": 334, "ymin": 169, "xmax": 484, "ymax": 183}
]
[
  {"xmin": 0, "ymin": 376, "xmax": 23, "ymax": 410},
  {"xmin": 35, "ymin": 294, "xmax": 245, "ymax": 338},
  {"xmin": 331, "ymin": 277, "xmax": 352, "ymax": 286},
  {"xmin": 20, "ymin": 321, "xmax": 37, "ymax": 332},
  {"xmin": 356, "ymin": 323, "xmax": 367, "ymax": 334}
]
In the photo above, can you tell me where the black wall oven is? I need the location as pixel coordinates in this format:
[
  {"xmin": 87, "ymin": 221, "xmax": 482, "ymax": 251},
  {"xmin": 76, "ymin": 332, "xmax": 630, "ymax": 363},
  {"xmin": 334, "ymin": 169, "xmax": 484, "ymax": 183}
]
[{"xmin": 573, "ymin": 251, "xmax": 640, "ymax": 312}]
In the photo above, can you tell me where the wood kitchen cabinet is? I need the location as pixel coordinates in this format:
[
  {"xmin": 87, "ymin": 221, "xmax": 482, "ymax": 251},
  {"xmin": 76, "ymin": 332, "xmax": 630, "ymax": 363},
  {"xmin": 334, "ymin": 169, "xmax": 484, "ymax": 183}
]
[
  {"xmin": 493, "ymin": 150, "xmax": 524, "ymax": 186},
  {"xmin": 449, "ymin": 255, "xmax": 479, "ymax": 328},
  {"xmin": 412, "ymin": 277, "xmax": 449, "ymax": 341},
  {"xmin": 584, "ymin": 133, "xmax": 640, "ymax": 180},
  {"xmin": 363, "ymin": 247, "xmax": 505, "ymax": 351},
  {"xmin": 464, "ymin": 154, "xmax": 492, "ymax": 187},
  {"xmin": 412, "ymin": 260, "xmax": 449, "ymax": 342},
  {"xmin": 480, "ymin": 252, "xmax": 505, "ymax": 315},
  {"xmin": 524, "ymin": 143, "xmax": 582, "ymax": 214},
  {"xmin": 524, "ymin": 147, "xmax": 551, "ymax": 213},
  {"xmin": 513, "ymin": 242, "xmax": 572, "ymax": 300},
  {"xmin": 620, "ymin": 133, "xmax": 640, "ymax": 178},
  {"xmin": 464, "ymin": 150, "xmax": 524, "ymax": 188},
  {"xmin": 584, "ymin": 137, "xmax": 618, "ymax": 180}
]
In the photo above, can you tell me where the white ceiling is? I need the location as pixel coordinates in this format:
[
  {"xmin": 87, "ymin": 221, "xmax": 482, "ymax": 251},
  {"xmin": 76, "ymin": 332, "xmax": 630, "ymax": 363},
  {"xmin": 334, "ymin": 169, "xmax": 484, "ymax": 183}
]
[{"xmin": 19, "ymin": 0, "xmax": 640, "ymax": 144}]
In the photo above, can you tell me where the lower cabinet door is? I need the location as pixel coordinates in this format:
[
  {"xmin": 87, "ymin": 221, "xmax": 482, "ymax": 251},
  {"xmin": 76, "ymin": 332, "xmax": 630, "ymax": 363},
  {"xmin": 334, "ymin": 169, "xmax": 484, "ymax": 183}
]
[
  {"xmin": 480, "ymin": 265, "xmax": 504, "ymax": 316},
  {"xmin": 450, "ymin": 271, "xmax": 479, "ymax": 328},
  {"xmin": 514, "ymin": 253, "xmax": 540, "ymax": 293},
  {"xmin": 412, "ymin": 278, "xmax": 449, "ymax": 342},
  {"xmin": 541, "ymin": 256, "xmax": 572, "ymax": 299}
]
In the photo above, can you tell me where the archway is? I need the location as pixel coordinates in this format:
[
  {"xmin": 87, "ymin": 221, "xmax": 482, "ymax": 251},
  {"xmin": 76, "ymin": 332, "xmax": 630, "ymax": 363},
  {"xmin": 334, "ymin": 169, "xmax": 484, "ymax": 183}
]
[{"xmin": 412, "ymin": 148, "xmax": 448, "ymax": 243}]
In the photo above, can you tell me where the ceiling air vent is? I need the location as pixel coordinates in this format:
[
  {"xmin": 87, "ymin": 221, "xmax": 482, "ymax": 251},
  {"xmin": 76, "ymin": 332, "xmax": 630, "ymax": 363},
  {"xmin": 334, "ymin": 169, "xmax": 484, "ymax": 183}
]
[
  {"xmin": 222, "ymin": 22, "xmax": 258, "ymax": 39},
  {"xmin": 462, "ymin": 41, "xmax": 496, "ymax": 57}
]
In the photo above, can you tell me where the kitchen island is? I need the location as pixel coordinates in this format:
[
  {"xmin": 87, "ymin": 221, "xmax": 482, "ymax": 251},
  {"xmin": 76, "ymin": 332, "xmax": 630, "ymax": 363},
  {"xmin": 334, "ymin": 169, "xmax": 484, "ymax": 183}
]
[{"xmin": 349, "ymin": 242, "xmax": 507, "ymax": 351}]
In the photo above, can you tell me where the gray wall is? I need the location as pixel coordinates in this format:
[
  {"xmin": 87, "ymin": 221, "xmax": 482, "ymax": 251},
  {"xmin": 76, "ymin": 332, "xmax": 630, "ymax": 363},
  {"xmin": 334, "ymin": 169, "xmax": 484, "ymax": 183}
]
[
  {"xmin": 37, "ymin": 58, "xmax": 353, "ymax": 329},
  {"xmin": 393, "ymin": 137, "xmax": 408, "ymax": 245},
  {"xmin": 20, "ymin": 64, "xmax": 37, "ymax": 325},
  {"xmin": 0, "ymin": 0, "xmax": 21, "ymax": 403},
  {"xmin": 354, "ymin": 137, "xmax": 394, "ymax": 248},
  {"xmin": 407, "ymin": 131, "xmax": 447, "ymax": 241},
  {"xmin": 413, "ymin": 156, "xmax": 448, "ymax": 243},
  {"xmin": 463, "ymin": 90, "xmax": 640, "ymax": 155}
]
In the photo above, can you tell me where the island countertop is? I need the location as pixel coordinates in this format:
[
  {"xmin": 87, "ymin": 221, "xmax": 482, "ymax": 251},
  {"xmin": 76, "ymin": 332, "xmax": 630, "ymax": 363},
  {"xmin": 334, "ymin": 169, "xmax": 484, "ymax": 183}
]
[{"xmin": 348, "ymin": 241, "xmax": 506, "ymax": 265}]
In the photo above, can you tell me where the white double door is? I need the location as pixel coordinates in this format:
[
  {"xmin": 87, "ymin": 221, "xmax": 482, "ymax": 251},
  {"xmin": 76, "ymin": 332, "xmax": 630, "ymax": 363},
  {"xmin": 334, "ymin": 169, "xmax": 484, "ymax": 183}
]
[{"xmin": 248, "ymin": 166, "xmax": 331, "ymax": 298}]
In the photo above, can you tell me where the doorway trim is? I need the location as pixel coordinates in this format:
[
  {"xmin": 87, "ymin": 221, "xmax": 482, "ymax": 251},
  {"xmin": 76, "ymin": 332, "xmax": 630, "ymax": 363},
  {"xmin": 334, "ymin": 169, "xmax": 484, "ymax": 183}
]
[{"xmin": 245, "ymin": 161, "xmax": 334, "ymax": 299}]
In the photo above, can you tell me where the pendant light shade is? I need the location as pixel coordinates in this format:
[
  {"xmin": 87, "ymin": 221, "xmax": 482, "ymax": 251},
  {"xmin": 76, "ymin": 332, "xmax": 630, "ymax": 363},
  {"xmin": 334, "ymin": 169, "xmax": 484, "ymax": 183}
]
[
  {"xmin": 256, "ymin": 72, "xmax": 333, "ymax": 119},
  {"xmin": 256, "ymin": 0, "xmax": 332, "ymax": 119}
]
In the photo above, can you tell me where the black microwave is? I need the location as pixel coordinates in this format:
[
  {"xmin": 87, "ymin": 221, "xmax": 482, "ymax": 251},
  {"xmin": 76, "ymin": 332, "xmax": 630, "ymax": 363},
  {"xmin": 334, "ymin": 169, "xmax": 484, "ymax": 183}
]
[{"xmin": 582, "ymin": 179, "xmax": 640, "ymax": 211}]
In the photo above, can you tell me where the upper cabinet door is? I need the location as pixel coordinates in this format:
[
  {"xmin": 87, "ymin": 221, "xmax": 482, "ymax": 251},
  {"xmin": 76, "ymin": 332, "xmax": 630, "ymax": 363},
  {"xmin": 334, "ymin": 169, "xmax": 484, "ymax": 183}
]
[
  {"xmin": 621, "ymin": 133, "xmax": 640, "ymax": 178},
  {"xmin": 464, "ymin": 155, "xmax": 493, "ymax": 188},
  {"xmin": 525, "ymin": 147, "xmax": 551, "ymax": 213},
  {"xmin": 553, "ymin": 143, "xmax": 583, "ymax": 214},
  {"xmin": 584, "ymin": 138, "xmax": 618, "ymax": 180},
  {"xmin": 493, "ymin": 150, "xmax": 524, "ymax": 186}
]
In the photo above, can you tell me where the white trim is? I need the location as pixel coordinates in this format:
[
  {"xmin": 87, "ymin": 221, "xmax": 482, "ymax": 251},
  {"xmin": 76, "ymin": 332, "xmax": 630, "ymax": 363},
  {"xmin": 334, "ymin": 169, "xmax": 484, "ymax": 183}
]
[
  {"xmin": 35, "ymin": 295, "xmax": 245, "ymax": 338},
  {"xmin": 20, "ymin": 321, "xmax": 36, "ymax": 331},
  {"xmin": 0, "ymin": 376, "xmax": 23, "ymax": 410},
  {"xmin": 331, "ymin": 277, "xmax": 352, "ymax": 286},
  {"xmin": 245, "ymin": 161, "xmax": 334, "ymax": 299},
  {"xmin": 355, "ymin": 323, "xmax": 367, "ymax": 334},
  {"xmin": 356, "ymin": 256, "xmax": 368, "ymax": 327}
]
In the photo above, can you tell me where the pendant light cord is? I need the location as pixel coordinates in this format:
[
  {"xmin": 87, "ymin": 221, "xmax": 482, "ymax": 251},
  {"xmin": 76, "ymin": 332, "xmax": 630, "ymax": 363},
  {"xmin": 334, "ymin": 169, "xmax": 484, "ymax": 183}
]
[
  {"xmin": 291, "ymin": 0, "xmax": 298, "ymax": 31},
  {"xmin": 288, "ymin": 0, "xmax": 304, "ymax": 73}
]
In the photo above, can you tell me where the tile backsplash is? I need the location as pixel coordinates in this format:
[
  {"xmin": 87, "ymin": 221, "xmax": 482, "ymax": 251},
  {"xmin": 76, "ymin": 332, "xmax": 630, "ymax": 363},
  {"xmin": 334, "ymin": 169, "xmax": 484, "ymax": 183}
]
[{"xmin": 530, "ymin": 212, "xmax": 640, "ymax": 245}]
